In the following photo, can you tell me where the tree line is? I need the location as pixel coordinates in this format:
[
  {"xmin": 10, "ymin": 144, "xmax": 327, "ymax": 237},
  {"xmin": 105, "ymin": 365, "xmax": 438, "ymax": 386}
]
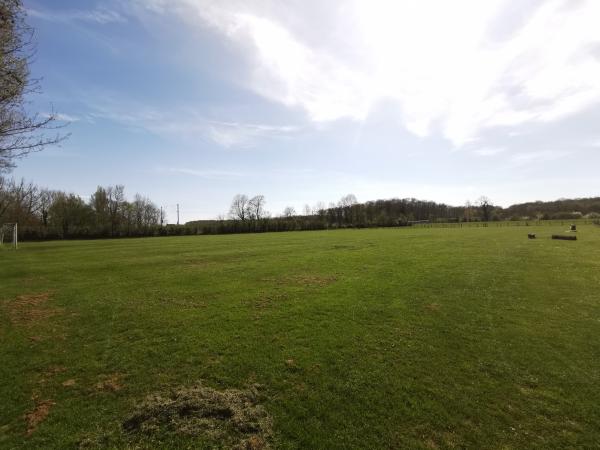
[
  {"xmin": 502, "ymin": 198, "xmax": 600, "ymax": 220},
  {"xmin": 0, "ymin": 177, "xmax": 167, "ymax": 239},
  {"xmin": 191, "ymin": 194, "xmax": 486, "ymax": 234},
  {"xmin": 2, "ymin": 179, "xmax": 599, "ymax": 240},
  {"xmin": 185, "ymin": 193, "xmax": 600, "ymax": 236}
]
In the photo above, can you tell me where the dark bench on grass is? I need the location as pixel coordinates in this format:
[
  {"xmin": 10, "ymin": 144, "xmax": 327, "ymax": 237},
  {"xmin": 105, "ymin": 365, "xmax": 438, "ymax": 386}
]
[
  {"xmin": 552, "ymin": 235, "xmax": 577, "ymax": 241},
  {"xmin": 527, "ymin": 233, "xmax": 536, "ymax": 239}
]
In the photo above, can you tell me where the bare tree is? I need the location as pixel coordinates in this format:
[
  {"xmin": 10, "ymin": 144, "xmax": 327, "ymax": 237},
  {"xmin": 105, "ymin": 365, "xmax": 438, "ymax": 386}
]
[
  {"xmin": 90, "ymin": 186, "xmax": 109, "ymax": 231},
  {"xmin": 229, "ymin": 194, "xmax": 250, "ymax": 221},
  {"xmin": 282, "ymin": 206, "xmax": 296, "ymax": 217},
  {"xmin": 339, "ymin": 194, "xmax": 358, "ymax": 208},
  {"xmin": 140, "ymin": 195, "xmax": 159, "ymax": 228},
  {"xmin": 464, "ymin": 200, "xmax": 472, "ymax": 222},
  {"xmin": 48, "ymin": 191, "xmax": 90, "ymax": 237},
  {"xmin": 106, "ymin": 185, "xmax": 124, "ymax": 236},
  {"xmin": 17, "ymin": 178, "xmax": 40, "ymax": 221},
  {"xmin": 477, "ymin": 196, "xmax": 492, "ymax": 222},
  {"xmin": 132, "ymin": 193, "xmax": 145, "ymax": 229},
  {"xmin": 0, "ymin": 1, "xmax": 67, "ymax": 171},
  {"xmin": 39, "ymin": 188, "xmax": 51, "ymax": 226},
  {"xmin": 0, "ymin": 175, "xmax": 11, "ymax": 220},
  {"xmin": 314, "ymin": 201, "xmax": 326, "ymax": 217},
  {"xmin": 248, "ymin": 195, "xmax": 266, "ymax": 220}
]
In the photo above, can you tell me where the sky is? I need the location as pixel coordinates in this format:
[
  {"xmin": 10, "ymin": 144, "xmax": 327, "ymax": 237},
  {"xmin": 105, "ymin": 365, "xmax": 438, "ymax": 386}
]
[{"xmin": 14, "ymin": 0, "xmax": 600, "ymax": 222}]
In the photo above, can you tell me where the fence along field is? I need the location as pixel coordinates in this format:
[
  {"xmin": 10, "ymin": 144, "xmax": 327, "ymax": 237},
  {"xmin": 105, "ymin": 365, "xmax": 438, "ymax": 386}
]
[
  {"xmin": 1, "ymin": 224, "xmax": 599, "ymax": 448},
  {"xmin": 410, "ymin": 218, "xmax": 596, "ymax": 228}
]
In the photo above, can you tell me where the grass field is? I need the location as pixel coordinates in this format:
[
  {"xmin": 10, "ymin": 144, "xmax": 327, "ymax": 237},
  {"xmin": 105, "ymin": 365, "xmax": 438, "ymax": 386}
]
[{"xmin": 1, "ymin": 225, "xmax": 600, "ymax": 449}]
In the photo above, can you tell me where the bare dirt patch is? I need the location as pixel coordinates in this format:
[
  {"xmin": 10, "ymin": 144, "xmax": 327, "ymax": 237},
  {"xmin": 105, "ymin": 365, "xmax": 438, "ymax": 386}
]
[
  {"xmin": 62, "ymin": 379, "xmax": 76, "ymax": 387},
  {"xmin": 122, "ymin": 382, "xmax": 272, "ymax": 449},
  {"xmin": 424, "ymin": 303, "xmax": 440, "ymax": 312},
  {"xmin": 5, "ymin": 292, "xmax": 61, "ymax": 327},
  {"xmin": 95, "ymin": 373, "xmax": 124, "ymax": 392},
  {"xmin": 24, "ymin": 397, "xmax": 55, "ymax": 435}
]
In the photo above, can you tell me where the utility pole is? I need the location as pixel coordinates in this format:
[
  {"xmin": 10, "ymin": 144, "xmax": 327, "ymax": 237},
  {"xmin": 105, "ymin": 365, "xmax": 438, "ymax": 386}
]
[{"xmin": 177, "ymin": 204, "xmax": 180, "ymax": 225}]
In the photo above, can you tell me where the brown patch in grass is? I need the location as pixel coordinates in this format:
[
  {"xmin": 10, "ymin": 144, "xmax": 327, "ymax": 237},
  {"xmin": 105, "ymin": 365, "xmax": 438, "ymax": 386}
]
[
  {"xmin": 519, "ymin": 386, "xmax": 534, "ymax": 396},
  {"xmin": 424, "ymin": 438, "xmax": 439, "ymax": 449},
  {"xmin": 62, "ymin": 379, "xmax": 76, "ymax": 387},
  {"xmin": 443, "ymin": 431, "xmax": 458, "ymax": 448},
  {"xmin": 96, "ymin": 373, "xmax": 124, "ymax": 392},
  {"xmin": 37, "ymin": 366, "xmax": 67, "ymax": 385},
  {"xmin": 5, "ymin": 292, "xmax": 62, "ymax": 327},
  {"xmin": 24, "ymin": 398, "xmax": 55, "ymax": 435},
  {"xmin": 424, "ymin": 303, "xmax": 440, "ymax": 312},
  {"xmin": 253, "ymin": 292, "xmax": 289, "ymax": 309},
  {"xmin": 243, "ymin": 435, "xmax": 267, "ymax": 449},
  {"xmin": 122, "ymin": 382, "xmax": 272, "ymax": 449},
  {"xmin": 44, "ymin": 366, "xmax": 67, "ymax": 376},
  {"xmin": 284, "ymin": 359, "xmax": 301, "ymax": 374}
]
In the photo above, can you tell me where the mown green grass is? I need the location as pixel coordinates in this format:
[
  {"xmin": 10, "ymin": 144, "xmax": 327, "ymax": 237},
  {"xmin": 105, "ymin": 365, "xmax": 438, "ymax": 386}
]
[{"xmin": 1, "ymin": 226, "xmax": 600, "ymax": 449}]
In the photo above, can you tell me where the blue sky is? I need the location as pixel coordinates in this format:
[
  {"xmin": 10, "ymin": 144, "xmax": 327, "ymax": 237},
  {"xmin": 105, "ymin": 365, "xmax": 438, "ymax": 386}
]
[{"xmin": 14, "ymin": 0, "xmax": 600, "ymax": 222}]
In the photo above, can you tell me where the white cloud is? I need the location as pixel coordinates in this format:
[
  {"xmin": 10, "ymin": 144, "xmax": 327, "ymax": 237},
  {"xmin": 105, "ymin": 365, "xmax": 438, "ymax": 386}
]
[
  {"xmin": 55, "ymin": 113, "xmax": 80, "ymax": 122},
  {"xmin": 42, "ymin": 112, "xmax": 80, "ymax": 122},
  {"xmin": 150, "ymin": 118, "xmax": 299, "ymax": 148},
  {"xmin": 132, "ymin": 0, "xmax": 600, "ymax": 147},
  {"xmin": 200, "ymin": 120, "xmax": 298, "ymax": 148},
  {"xmin": 28, "ymin": 7, "xmax": 126, "ymax": 24},
  {"xmin": 85, "ymin": 97, "xmax": 298, "ymax": 148}
]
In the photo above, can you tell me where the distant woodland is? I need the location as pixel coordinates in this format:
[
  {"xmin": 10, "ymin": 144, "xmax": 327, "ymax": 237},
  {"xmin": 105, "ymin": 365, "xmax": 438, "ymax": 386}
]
[{"xmin": 1, "ymin": 176, "xmax": 599, "ymax": 240}]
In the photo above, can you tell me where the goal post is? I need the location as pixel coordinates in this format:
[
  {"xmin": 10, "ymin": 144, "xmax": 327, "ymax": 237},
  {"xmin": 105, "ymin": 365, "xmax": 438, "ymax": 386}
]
[{"xmin": 0, "ymin": 223, "xmax": 18, "ymax": 249}]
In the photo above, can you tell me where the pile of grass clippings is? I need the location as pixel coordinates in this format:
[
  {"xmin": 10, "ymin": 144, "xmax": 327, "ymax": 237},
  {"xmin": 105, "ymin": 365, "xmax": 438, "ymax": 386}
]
[{"xmin": 121, "ymin": 382, "xmax": 272, "ymax": 449}]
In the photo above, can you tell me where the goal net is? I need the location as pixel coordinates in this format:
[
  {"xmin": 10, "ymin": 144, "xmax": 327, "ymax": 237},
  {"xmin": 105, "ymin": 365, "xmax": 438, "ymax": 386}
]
[{"xmin": 0, "ymin": 223, "xmax": 18, "ymax": 249}]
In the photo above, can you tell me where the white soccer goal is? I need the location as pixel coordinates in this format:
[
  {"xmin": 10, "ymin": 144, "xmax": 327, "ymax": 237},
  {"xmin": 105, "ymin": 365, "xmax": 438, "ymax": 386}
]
[{"xmin": 0, "ymin": 223, "xmax": 18, "ymax": 250}]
